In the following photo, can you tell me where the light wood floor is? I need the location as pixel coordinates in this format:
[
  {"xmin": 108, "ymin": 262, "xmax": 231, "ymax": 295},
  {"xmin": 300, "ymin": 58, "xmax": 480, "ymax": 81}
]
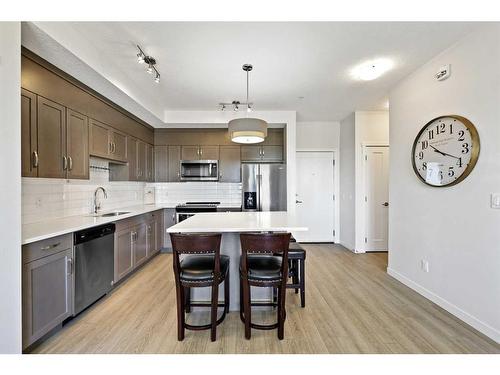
[{"xmin": 31, "ymin": 244, "xmax": 500, "ymax": 354}]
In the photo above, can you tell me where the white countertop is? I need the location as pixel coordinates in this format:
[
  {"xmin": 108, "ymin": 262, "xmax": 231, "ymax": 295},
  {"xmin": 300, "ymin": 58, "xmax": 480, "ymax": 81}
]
[
  {"xmin": 22, "ymin": 203, "xmax": 242, "ymax": 245},
  {"xmin": 167, "ymin": 211, "xmax": 308, "ymax": 233},
  {"xmin": 22, "ymin": 204, "xmax": 167, "ymax": 245}
]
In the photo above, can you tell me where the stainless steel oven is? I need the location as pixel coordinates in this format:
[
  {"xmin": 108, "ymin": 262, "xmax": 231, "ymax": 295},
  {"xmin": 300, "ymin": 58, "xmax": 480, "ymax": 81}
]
[
  {"xmin": 180, "ymin": 160, "xmax": 219, "ymax": 181},
  {"xmin": 175, "ymin": 202, "xmax": 219, "ymax": 223}
]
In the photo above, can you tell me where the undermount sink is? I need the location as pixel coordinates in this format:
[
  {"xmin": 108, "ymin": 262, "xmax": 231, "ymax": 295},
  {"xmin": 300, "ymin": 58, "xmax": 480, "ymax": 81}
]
[{"xmin": 98, "ymin": 211, "xmax": 131, "ymax": 217}]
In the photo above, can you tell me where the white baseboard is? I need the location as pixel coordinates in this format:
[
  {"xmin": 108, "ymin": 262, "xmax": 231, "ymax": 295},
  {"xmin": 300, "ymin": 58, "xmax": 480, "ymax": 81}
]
[
  {"xmin": 338, "ymin": 241, "xmax": 355, "ymax": 252},
  {"xmin": 387, "ymin": 267, "xmax": 500, "ymax": 344}
]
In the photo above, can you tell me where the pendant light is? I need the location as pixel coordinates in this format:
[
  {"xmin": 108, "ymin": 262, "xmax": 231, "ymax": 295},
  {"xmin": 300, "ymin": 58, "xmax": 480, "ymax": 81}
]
[{"xmin": 228, "ymin": 64, "xmax": 268, "ymax": 144}]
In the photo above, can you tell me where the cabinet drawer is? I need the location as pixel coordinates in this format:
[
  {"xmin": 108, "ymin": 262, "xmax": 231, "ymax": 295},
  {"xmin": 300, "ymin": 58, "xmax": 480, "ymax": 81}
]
[{"xmin": 23, "ymin": 234, "xmax": 73, "ymax": 264}]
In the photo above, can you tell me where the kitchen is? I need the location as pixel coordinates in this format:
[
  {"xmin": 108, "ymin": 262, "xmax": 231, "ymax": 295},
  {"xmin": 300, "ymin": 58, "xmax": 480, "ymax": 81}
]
[{"xmin": 2, "ymin": 11, "xmax": 500, "ymax": 372}]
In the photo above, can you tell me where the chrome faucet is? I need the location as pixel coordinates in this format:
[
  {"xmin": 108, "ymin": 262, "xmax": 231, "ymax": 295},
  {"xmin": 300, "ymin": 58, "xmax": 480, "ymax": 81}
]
[{"xmin": 93, "ymin": 187, "xmax": 108, "ymax": 214}]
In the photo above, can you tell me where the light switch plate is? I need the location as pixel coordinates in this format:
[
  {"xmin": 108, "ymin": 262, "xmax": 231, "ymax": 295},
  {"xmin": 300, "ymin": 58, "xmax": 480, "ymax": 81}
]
[{"xmin": 491, "ymin": 194, "xmax": 500, "ymax": 209}]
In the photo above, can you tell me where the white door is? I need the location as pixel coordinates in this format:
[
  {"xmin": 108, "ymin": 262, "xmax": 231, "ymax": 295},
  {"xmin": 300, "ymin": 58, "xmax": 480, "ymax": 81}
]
[
  {"xmin": 295, "ymin": 152, "xmax": 335, "ymax": 242},
  {"xmin": 364, "ymin": 146, "xmax": 389, "ymax": 251}
]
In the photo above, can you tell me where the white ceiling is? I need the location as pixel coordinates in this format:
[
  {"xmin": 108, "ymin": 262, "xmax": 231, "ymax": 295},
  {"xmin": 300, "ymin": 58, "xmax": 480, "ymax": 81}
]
[{"xmin": 31, "ymin": 22, "xmax": 477, "ymax": 123}]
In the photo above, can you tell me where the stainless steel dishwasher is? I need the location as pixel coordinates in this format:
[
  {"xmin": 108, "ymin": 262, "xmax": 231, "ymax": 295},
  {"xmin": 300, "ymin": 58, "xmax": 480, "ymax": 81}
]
[{"xmin": 73, "ymin": 223, "xmax": 115, "ymax": 315}]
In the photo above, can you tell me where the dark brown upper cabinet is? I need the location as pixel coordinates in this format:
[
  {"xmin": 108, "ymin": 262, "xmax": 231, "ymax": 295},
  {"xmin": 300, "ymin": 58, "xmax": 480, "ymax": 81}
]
[
  {"xmin": 89, "ymin": 119, "xmax": 127, "ymax": 163},
  {"xmin": 21, "ymin": 89, "xmax": 37, "ymax": 177},
  {"xmin": 154, "ymin": 146, "xmax": 168, "ymax": 182},
  {"xmin": 219, "ymin": 146, "xmax": 241, "ymax": 182},
  {"xmin": 37, "ymin": 97, "xmax": 67, "ymax": 178},
  {"xmin": 181, "ymin": 145, "xmax": 219, "ymax": 160},
  {"xmin": 168, "ymin": 146, "xmax": 181, "ymax": 182},
  {"xmin": 240, "ymin": 145, "xmax": 283, "ymax": 163},
  {"xmin": 127, "ymin": 137, "xmax": 138, "ymax": 181},
  {"xmin": 22, "ymin": 91, "xmax": 90, "ymax": 179},
  {"xmin": 66, "ymin": 109, "xmax": 89, "ymax": 179},
  {"xmin": 137, "ymin": 141, "xmax": 147, "ymax": 181},
  {"xmin": 146, "ymin": 143, "xmax": 154, "ymax": 182}
]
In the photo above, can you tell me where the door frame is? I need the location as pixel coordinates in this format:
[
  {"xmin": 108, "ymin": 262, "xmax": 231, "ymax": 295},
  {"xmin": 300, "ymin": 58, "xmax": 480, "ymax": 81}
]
[
  {"xmin": 295, "ymin": 148, "xmax": 339, "ymax": 243},
  {"xmin": 360, "ymin": 143, "xmax": 389, "ymax": 252}
]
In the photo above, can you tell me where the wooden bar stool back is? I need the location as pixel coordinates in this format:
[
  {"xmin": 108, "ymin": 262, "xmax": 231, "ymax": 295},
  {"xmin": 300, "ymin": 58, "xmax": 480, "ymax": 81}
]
[
  {"xmin": 170, "ymin": 233, "xmax": 229, "ymax": 342},
  {"xmin": 239, "ymin": 232, "xmax": 291, "ymax": 340}
]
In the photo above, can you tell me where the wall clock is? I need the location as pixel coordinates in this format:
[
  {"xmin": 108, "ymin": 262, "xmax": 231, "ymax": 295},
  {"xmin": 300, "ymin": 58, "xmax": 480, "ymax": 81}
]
[{"xmin": 412, "ymin": 115, "xmax": 480, "ymax": 187}]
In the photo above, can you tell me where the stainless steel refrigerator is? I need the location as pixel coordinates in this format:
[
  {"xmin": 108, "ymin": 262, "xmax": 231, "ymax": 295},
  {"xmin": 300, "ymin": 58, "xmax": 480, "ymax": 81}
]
[{"xmin": 242, "ymin": 163, "xmax": 287, "ymax": 211}]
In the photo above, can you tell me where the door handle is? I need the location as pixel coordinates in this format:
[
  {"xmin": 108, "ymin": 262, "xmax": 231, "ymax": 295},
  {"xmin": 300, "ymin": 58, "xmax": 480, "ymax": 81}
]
[
  {"xmin": 67, "ymin": 258, "xmax": 73, "ymax": 275},
  {"xmin": 296, "ymin": 200, "xmax": 303, "ymax": 204},
  {"xmin": 382, "ymin": 202, "xmax": 389, "ymax": 207},
  {"xmin": 32, "ymin": 150, "xmax": 39, "ymax": 168}
]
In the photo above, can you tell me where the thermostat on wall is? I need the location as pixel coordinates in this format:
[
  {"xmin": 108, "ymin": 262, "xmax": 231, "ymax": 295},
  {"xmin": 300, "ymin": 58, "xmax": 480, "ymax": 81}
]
[{"xmin": 435, "ymin": 64, "xmax": 451, "ymax": 81}]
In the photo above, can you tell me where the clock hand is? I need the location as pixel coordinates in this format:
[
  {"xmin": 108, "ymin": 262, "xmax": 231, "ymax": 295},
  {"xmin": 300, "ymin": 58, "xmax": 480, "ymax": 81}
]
[{"xmin": 429, "ymin": 145, "xmax": 461, "ymax": 160}]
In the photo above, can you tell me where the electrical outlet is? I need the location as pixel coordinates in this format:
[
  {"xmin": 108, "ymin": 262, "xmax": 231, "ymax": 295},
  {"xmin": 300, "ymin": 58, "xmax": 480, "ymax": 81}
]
[{"xmin": 491, "ymin": 193, "xmax": 500, "ymax": 209}]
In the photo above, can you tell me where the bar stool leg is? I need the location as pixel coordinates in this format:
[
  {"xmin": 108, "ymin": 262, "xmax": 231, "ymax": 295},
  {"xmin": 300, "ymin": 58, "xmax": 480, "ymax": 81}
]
[
  {"xmin": 176, "ymin": 283, "xmax": 185, "ymax": 341},
  {"xmin": 185, "ymin": 286, "xmax": 191, "ymax": 313},
  {"xmin": 242, "ymin": 279, "xmax": 252, "ymax": 339},
  {"xmin": 210, "ymin": 280, "xmax": 219, "ymax": 342},
  {"xmin": 300, "ymin": 259, "xmax": 305, "ymax": 308},
  {"xmin": 277, "ymin": 285, "xmax": 286, "ymax": 340},
  {"xmin": 293, "ymin": 260, "xmax": 299, "ymax": 294},
  {"xmin": 224, "ymin": 274, "xmax": 230, "ymax": 314}
]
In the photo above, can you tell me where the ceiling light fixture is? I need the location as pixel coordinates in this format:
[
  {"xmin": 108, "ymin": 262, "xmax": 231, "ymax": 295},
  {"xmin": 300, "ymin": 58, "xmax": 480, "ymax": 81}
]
[
  {"xmin": 350, "ymin": 58, "xmax": 394, "ymax": 81},
  {"xmin": 136, "ymin": 45, "xmax": 161, "ymax": 84},
  {"xmin": 227, "ymin": 64, "xmax": 268, "ymax": 144}
]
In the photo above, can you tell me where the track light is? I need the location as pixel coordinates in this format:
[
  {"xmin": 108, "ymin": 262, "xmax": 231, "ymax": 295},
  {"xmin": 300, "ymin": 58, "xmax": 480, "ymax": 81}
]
[{"xmin": 136, "ymin": 45, "xmax": 161, "ymax": 84}]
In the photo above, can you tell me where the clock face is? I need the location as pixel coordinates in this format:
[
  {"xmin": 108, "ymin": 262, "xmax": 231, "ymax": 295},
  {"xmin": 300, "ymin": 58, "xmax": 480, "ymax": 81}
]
[{"xmin": 412, "ymin": 115, "xmax": 480, "ymax": 187}]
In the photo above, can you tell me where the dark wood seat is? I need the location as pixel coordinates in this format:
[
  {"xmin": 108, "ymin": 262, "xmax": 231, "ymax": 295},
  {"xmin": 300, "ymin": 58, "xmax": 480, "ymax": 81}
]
[
  {"xmin": 170, "ymin": 233, "xmax": 229, "ymax": 342},
  {"xmin": 239, "ymin": 232, "xmax": 291, "ymax": 340}
]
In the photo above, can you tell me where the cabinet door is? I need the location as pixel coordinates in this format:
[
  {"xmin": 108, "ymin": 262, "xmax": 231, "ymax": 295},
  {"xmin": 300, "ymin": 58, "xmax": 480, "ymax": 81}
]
[
  {"xmin": 111, "ymin": 130, "xmax": 127, "ymax": 162},
  {"xmin": 137, "ymin": 141, "xmax": 147, "ymax": 181},
  {"xmin": 146, "ymin": 220, "xmax": 156, "ymax": 257},
  {"xmin": 240, "ymin": 145, "xmax": 262, "ymax": 162},
  {"xmin": 115, "ymin": 229, "xmax": 134, "ymax": 282},
  {"xmin": 261, "ymin": 145, "xmax": 283, "ymax": 162},
  {"xmin": 37, "ymin": 97, "xmax": 66, "ymax": 178},
  {"xmin": 168, "ymin": 146, "xmax": 181, "ymax": 182},
  {"xmin": 134, "ymin": 224, "xmax": 148, "ymax": 266},
  {"xmin": 154, "ymin": 146, "xmax": 168, "ymax": 182},
  {"xmin": 181, "ymin": 145, "xmax": 200, "ymax": 160},
  {"xmin": 146, "ymin": 144, "xmax": 154, "ymax": 182},
  {"xmin": 127, "ymin": 137, "xmax": 138, "ymax": 181},
  {"xmin": 66, "ymin": 109, "xmax": 89, "ymax": 180},
  {"xmin": 200, "ymin": 145, "xmax": 219, "ymax": 160},
  {"xmin": 22, "ymin": 248, "xmax": 73, "ymax": 349},
  {"xmin": 219, "ymin": 146, "xmax": 241, "ymax": 182},
  {"xmin": 163, "ymin": 208, "xmax": 176, "ymax": 251},
  {"xmin": 89, "ymin": 119, "xmax": 111, "ymax": 159},
  {"xmin": 21, "ymin": 89, "xmax": 38, "ymax": 177},
  {"xmin": 155, "ymin": 210, "xmax": 164, "ymax": 253}
]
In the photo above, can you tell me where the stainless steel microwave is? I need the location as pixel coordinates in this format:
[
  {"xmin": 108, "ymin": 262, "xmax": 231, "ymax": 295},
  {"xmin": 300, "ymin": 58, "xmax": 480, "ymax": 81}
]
[{"xmin": 180, "ymin": 160, "xmax": 219, "ymax": 181}]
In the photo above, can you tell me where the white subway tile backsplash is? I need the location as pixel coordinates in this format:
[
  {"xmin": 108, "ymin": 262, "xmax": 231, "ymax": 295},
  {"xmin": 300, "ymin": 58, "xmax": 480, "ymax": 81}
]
[{"xmin": 22, "ymin": 157, "xmax": 242, "ymax": 224}]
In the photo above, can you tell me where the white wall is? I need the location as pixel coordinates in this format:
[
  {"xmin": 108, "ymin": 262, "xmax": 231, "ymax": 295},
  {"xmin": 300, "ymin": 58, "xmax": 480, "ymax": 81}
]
[
  {"xmin": 354, "ymin": 111, "xmax": 389, "ymax": 251},
  {"xmin": 339, "ymin": 114, "xmax": 355, "ymax": 250},
  {"xmin": 388, "ymin": 25, "xmax": 500, "ymax": 343},
  {"xmin": 296, "ymin": 121, "xmax": 339, "ymax": 150},
  {"xmin": 0, "ymin": 22, "xmax": 22, "ymax": 353}
]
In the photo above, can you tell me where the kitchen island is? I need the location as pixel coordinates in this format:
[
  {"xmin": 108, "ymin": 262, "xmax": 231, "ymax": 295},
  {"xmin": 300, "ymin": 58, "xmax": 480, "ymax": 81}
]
[{"xmin": 167, "ymin": 211, "xmax": 308, "ymax": 310}]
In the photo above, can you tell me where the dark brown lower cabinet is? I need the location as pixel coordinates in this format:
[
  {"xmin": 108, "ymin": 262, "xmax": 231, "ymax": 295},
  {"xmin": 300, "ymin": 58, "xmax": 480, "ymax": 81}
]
[
  {"xmin": 22, "ymin": 236, "xmax": 73, "ymax": 350},
  {"xmin": 115, "ymin": 229, "xmax": 134, "ymax": 281},
  {"xmin": 163, "ymin": 208, "xmax": 176, "ymax": 250},
  {"xmin": 134, "ymin": 224, "xmax": 148, "ymax": 266}
]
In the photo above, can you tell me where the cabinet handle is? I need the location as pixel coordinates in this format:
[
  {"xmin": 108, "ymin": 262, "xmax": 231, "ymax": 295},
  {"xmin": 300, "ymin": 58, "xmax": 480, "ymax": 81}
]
[
  {"xmin": 67, "ymin": 258, "xmax": 73, "ymax": 275},
  {"xmin": 262, "ymin": 148, "xmax": 265, "ymax": 156},
  {"xmin": 68, "ymin": 156, "xmax": 73, "ymax": 171},
  {"xmin": 40, "ymin": 242, "xmax": 61, "ymax": 251},
  {"xmin": 63, "ymin": 156, "xmax": 68, "ymax": 170},
  {"xmin": 113, "ymin": 142, "xmax": 116, "ymax": 154},
  {"xmin": 109, "ymin": 142, "xmax": 112, "ymax": 153},
  {"xmin": 32, "ymin": 150, "xmax": 39, "ymax": 168}
]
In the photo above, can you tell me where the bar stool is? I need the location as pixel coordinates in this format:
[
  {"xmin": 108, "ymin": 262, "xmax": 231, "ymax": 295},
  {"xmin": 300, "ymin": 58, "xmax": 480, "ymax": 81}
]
[
  {"xmin": 287, "ymin": 242, "xmax": 306, "ymax": 307},
  {"xmin": 239, "ymin": 232, "xmax": 291, "ymax": 340},
  {"xmin": 170, "ymin": 233, "xmax": 230, "ymax": 342}
]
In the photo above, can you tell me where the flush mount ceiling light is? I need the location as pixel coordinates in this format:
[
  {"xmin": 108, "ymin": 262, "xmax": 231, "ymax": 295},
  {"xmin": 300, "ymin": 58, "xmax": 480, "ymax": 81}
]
[
  {"xmin": 350, "ymin": 58, "xmax": 394, "ymax": 81},
  {"xmin": 227, "ymin": 64, "xmax": 268, "ymax": 144},
  {"xmin": 136, "ymin": 45, "xmax": 161, "ymax": 84}
]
